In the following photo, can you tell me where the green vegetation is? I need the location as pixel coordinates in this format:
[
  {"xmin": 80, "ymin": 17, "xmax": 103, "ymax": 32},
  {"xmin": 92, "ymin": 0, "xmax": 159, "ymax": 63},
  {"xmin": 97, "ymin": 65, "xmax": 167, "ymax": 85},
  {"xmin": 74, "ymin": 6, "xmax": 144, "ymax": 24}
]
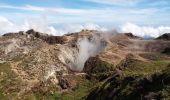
[
  {"xmin": 139, "ymin": 53, "xmax": 168, "ymax": 61},
  {"xmin": 0, "ymin": 62, "xmax": 21, "ymax": 99},
  {"xmin": 1, "ymin": 51, "xmax": 170, "ymax": 100},
  {"xmin": 27, "ymin": 76, "xmax": 96, "ymax": 100},
  {"xmin": 60, "ymin": 76, "xmax": 96, "ymax": 100},
  {"xmin": 85, "ymin": 57, "xmax": 114, "ymax": 81},
  {"xmin": 61, "ymin": 84, "xmax": 89, "ymax": 100},
  {"xmin": 87, "ymin": 60, "xmax": 113, "ymax": 74},
  {"xmin": 123, "ymin": 60, "xmax": 169, "ymax": 77},
  {"xmin": 86, "ymin": 59, "xmax": 170, "ymax": 100}
]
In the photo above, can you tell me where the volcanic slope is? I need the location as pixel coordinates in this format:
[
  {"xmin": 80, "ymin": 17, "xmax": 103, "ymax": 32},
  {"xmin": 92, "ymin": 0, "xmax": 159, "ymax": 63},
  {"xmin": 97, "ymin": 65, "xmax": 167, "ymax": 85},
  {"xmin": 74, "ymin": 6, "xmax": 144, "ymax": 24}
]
[{"xmin": 0, "ymin": 30, "xmax": 170, "ymax": 100}]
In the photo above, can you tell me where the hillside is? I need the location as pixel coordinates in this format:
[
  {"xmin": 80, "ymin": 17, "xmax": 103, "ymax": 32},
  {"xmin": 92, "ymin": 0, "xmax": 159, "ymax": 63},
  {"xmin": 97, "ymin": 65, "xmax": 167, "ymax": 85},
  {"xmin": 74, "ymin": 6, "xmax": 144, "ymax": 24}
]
[{"xmin": 0, "ymin": 29, "xmax": 170, "ymax": 100}]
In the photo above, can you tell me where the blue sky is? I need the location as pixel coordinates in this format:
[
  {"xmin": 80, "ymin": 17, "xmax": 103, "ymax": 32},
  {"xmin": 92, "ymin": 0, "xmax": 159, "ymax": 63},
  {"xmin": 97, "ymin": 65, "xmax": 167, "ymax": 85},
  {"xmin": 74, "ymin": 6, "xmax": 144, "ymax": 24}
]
[
  {"xmin": 0, "ymin": 0, "xmax": 170, "ymax": 25},
  {"xmin": 0, "ymin": 0, "xmax": 170, "ymax": 36}
]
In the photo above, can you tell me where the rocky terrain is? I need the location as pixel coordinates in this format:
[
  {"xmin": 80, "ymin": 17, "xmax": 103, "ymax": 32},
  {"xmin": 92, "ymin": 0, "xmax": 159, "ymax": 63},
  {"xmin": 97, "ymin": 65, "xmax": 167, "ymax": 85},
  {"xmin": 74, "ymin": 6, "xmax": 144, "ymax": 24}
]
[{"xmin": 0, "ymin": 29, "xmax": 170, "ymax": 100}]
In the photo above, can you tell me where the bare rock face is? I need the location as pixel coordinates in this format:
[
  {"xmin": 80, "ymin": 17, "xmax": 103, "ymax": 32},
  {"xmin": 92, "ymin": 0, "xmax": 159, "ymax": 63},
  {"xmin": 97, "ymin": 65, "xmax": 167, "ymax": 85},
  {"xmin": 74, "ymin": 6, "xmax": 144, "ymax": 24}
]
[
  {"xmin": 0, "ymin": 30, "xmax": 80, "ymax": 98},
  {"xmin": 156, "ymin": 33, "xmax": 170, "ymax": 40},
  {"xmin": 26, "ymin": 29, "xmax": 67, "ymax": 44},
  {"xmin": 2, "ymin": 31, "xmax": 24, "ymax": 37}
]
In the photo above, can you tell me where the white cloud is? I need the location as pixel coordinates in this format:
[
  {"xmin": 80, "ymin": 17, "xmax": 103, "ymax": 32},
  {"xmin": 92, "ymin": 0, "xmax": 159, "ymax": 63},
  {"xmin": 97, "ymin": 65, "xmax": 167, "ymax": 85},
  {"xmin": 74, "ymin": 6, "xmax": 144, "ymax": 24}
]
[
  {"xmin": 0, "ymin": 4, "xmax": 86, "ymax": 14},
  {"xmin": 0, "ymin": 16, "xmax": 19, "ymax": 34},
  {"xmin": 84, "ymin": 23, "xmax": 107, "ymax": 31},
  {"xmin": 121, "ymin": 23, "xmax": 170, "ymax": 38},
  {"xmin": 83, "ymin": 0, "xmax": 139, "ymax": 6},
  {"xmin": 0, "ymin": 4, "xmax": 164, "ymax": 26},
  {"xmin": 0, "ymin": 16, "xmax": 107, "ymax": 36},
  {"xmin": 0, "ymin": 16, "xmax": 62, "ymax": 35},
  {"xmin": 0, "ymin": 4, "xmax": 159, "ymax": 16},
  {"xmin": 62, "ymin": 23, "xmax": 108, "ymax": 34},
  {"xmin": 0, "ymin": 16, "xmax": 52, "ymax": 35},
  {"xmin": 21, "ymin": 16, "xmax": 61, "ymax": 35},
  {"xmin": 128, "ymin": 8, "xmax": 158, "ymax": 15},
  {"xmin": 0, "ymin": 4, "xmax": 45, "ymax": 11},
  {"xmin": 60, "ymin": 22, "xmax": 108, "ymax": 34},
  {"xmin": 1, "ymin": 16, "xmax": 170, "ymax": 38}
]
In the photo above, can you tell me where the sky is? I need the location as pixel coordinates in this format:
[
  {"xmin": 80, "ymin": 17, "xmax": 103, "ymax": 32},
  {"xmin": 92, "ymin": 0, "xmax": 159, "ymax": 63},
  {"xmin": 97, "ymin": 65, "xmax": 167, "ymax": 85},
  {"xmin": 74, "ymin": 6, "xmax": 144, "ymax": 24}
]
[{"xmin": 0, "ymin": 0, "xmax": 170, "ymax": 37}]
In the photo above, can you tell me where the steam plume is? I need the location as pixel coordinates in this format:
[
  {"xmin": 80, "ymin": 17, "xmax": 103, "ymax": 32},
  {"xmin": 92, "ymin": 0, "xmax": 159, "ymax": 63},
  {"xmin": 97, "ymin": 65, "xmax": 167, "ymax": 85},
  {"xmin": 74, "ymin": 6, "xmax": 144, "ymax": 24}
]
[{"xmin": 74, "ymin": 32, "xmax": 107, "ymax": 71}]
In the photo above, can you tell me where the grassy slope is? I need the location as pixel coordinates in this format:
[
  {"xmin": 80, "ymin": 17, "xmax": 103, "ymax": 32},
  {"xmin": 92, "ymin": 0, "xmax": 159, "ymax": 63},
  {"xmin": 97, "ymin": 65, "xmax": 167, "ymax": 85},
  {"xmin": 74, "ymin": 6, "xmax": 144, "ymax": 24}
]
[
  {"xmin": 86, "ymin": 59, "xmax": 170, "ymax": 100},
  {"xmin": 1, "ymin": 52, "xmax": 170, "ymax": 100},
  {"xmin": 0, "ymin": 62, "xmax": 95, "ymax": 100}
]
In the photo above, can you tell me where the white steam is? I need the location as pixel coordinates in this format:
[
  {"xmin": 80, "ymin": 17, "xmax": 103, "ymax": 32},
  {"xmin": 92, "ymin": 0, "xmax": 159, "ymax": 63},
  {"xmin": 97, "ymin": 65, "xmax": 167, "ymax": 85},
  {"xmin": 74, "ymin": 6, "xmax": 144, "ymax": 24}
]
[
  {"xmin": 121, "ymin": 23, "xmax": 170, "ymax": 38},
  {"xmin": 74, "ymin": 34, "xmax": 106, "ymax": 71}
]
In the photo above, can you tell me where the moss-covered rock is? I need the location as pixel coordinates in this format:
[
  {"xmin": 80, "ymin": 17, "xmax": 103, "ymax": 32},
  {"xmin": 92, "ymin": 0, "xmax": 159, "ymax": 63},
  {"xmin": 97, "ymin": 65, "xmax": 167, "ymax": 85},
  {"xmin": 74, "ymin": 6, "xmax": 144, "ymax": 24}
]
[
  {"xmin": 84, "ymin": 56, "xmax": 113, "ymax": 74},
  {"xmin": 83, "ymin": 56, "xmax": 114, "ymax": 80}
]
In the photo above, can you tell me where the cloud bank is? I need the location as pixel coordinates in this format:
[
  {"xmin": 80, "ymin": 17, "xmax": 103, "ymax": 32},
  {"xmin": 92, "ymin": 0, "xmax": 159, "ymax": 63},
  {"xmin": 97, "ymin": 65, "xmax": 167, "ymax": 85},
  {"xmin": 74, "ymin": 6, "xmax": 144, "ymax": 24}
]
[
  {"xmin": 0, "ymin": 15, "xmax": 170, "ymax": 38},
  {"xmin": 0, "ymin": 16, "xmax": 19, "ymax": 34},
  {"xmin": 0, "ymin": 16, "xmax": 59, "ymax": 35},
  {"xmin": 0, "ymin": 16, "xmax": 107, "ymax": 36},
  {"xmin": 121, "ymin": 23, "xmax": 170, "ymax": 38}
]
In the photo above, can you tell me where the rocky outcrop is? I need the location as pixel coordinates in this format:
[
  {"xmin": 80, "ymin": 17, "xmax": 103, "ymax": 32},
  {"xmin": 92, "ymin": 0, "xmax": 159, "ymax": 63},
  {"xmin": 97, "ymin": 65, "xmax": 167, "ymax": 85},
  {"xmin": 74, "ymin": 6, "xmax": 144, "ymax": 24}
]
[
  {"xmin": 83, "ymin": 56, "xmax": 114, "ymax": 81},
  {"xmin": 2, "ymin": 31, "xmax": 24, "ymax": 37},
  {"xmin": 26, "ymin": 29, "xmax": 66, "ymax": 44},
  {"xmin": 83, "ymin": 56, "xmax": 113, "ymax": 74},
  {"xmin": 124, "ymin": 33, "xmax": 142, "ymax": 39}
]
